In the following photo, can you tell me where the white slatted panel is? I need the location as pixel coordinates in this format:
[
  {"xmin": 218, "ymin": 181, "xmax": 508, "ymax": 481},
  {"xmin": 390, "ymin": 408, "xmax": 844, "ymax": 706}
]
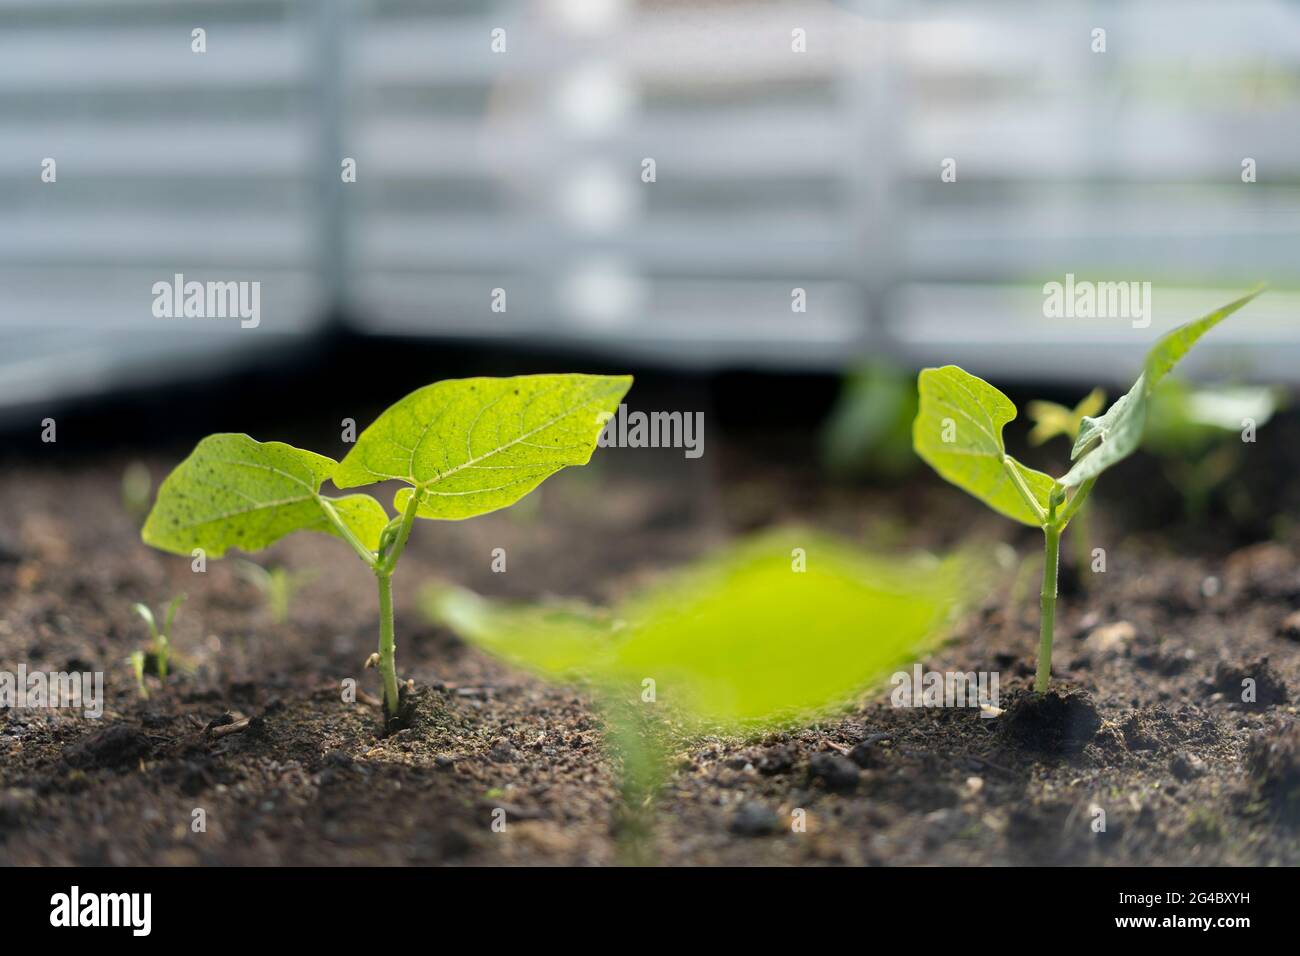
[
  {"xmin": 0, "ymin": 0, "xmax": 327, "ymax": 409},
  {"xmin": 1, "ymin": 0, "xmax": 1298, "ymax": 407},
  {"xmin": 892, "ymin": 0, "xmax": 1300, "ymax": 383},
  {"xmin": 344, "ymin": 0, "xmax": 871, "ymax": 368}
]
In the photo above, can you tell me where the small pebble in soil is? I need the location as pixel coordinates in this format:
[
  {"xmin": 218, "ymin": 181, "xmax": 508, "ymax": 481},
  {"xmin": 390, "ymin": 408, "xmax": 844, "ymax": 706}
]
[
  {"xmin": 488, "ymin": 742, "xmax": 516, "ymax": 763},
  {"xmin": 756, "ymin": 745, "xmax": 794, "ymax": 776},
  {"xmin": 730, "ymin": 801, "xmax": 781, "ymax": 836},
  {"xmin": 808, "ymin": 753, "xmax": 860, "ymax": 792},
  {"xmin": 1169, "ymin": 751, "xmax": 1206, "ymax": 781},
  {"xmin": 849, "ymin": 734, "xmax": 891, "ymax": 769},
  {"xmin": 324, "ymin": 749, "xmax": 353, "ymax": 769},
  {"xmin": 1082, "ymin": 621, "xmax": 1137, "ymax": 656}
]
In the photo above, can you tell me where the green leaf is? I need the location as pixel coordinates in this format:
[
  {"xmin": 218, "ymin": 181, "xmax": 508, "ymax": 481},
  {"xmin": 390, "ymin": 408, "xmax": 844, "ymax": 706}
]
[
  {"xmin": 335, "ymin": 373, "xmax": 633, "ymax": 520},
  {"xmin": 162, "ymin": 594, "xmax": 186, "ymax": 637},
  {"xmin": 142, "ymin": 434, "xmax": 389, "ymax": 558},
  {"xmin": 1060, "ymin": 289, "xmax": 1262, "ymax": 488},
  {"xmin": 1026, "ymin": 388, "xmax": 1106, "ymax": 447},
  {"xmin": 425, "ymin": 585, "xmax": 624, "ymax": 677},
  {"xmin": 429, "ymin": 530, "xmax": 979, "ymax": 729},
  {"xmin": 913, "ymin": 366, "xmax": 1056, "ymax": 526},
  {"xmin": 132, "ymin": 603, "xmax": 158, "ymax": 643}
]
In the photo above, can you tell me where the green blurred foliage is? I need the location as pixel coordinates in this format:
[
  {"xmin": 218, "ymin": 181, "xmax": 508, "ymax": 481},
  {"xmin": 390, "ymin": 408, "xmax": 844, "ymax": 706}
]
[
  {"xmin": 1026, "ymin": 388, "xmax": 1107, "ymax": 447},
  {"xmin": 820, "ymin": 362, "xmax": 919, "ymax": 480},
  {"xmin": 425, "ymin": 529, "xmax": 978, "ymax": 731},
  {"xmin": 1143, "ymin": 378, "xmax": 1282, "ymax": 519},
  {"xmin": 1144, "ymin": 379, "xmax": 1279, "ymax": 457}
]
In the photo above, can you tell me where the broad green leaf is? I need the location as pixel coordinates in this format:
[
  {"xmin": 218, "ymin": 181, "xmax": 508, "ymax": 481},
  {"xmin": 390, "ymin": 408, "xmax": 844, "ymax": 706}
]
[
  {"xmin": 142, "ymin": 434, "xmax": 389, "ymax": 557},
  {"xmin": 913, "ymin": 366, "xmax": 1055, "ymax": 526},
  {"xmin": 1060, "ymin": 289, "xmax": 1262, "ymax": 487},
  {"xmin": 428, "ymin": 530, "xmax": 979, "ymax": 730},
  {"xmin": 334, "ymin": 373, "xmax": 633, "ymax": 521}
]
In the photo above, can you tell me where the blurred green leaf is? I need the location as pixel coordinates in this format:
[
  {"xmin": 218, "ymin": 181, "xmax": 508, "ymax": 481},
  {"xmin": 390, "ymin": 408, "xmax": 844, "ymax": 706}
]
[
  {"xmin": 820, "ymin": 362, "xmax": 919, "ymax": 479},
  {"xmin": 1026, "ymin": 388, "xmax": 1107, "ymax": 447},
  {"xmin": 427, "ymin": 530, "xmax": 978, "ymax": 730}
]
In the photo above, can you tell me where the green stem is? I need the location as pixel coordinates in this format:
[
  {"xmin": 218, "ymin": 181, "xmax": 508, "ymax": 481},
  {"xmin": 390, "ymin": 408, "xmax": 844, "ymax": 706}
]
[
  {"xmin": 380, "ymin": 489, "xmax": 421, "ymax": 575},
  {"xmin": 1057, "ymin": 477, "xmax": 1096, "ymax": 526},
  {"xmin": 1035, "ymin": 524, "xmax": 1060, "ymax": 694},
  {"xmin": 375, "ymin": 488, "xmax": 422, "ymax": 723},
  {"xmin": 376, "ymin": 571, "xmax": 400, "ymax": 719},
  {"xmin": 157, "ymin": 635, "xmax": 169, "ymax": 681}
]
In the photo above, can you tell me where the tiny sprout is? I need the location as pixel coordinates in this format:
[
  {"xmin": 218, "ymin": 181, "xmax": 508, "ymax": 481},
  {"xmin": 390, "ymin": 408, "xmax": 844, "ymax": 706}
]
[
  {"xmin": 141, "ymin": 374, "xmax": 631, "ymax": 730},
  {"xmin": 129, "ymin": 650, "xmax": 148, "ymax": 699},
  {"xmin": 913, "ymin": 290, "xmax": 1263, "ymax": 694},
  {"xmin": 132, "ymin": 593, "xmax": 186, "ymax": 683},
  {"xmin": 235, "ymin": 560, "xmax": 314, "ymax": 625}
]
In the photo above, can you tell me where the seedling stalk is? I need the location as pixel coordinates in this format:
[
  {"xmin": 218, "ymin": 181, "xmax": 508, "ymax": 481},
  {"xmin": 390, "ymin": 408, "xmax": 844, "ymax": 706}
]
[
  {"xmin": 914, "ymin": 290, "xmax": 1260, "ymax": 694},
  {"xmin": 141, "ymin": 374, "xmax": 632, "ymax": 730}
]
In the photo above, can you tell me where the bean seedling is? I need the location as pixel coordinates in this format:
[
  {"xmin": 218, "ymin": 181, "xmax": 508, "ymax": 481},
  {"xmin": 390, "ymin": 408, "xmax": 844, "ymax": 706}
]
[
  {"xmin": 132, "ymin": 593, "xmax": 185, "ymax": 683},
  {"xmin": 141, "ymin": 373, "xmax": 632, "ymax": 728},
  {"xmin": 913, "ymin": 290, "xmax": 1261, "ymax": 693},
  {"xmin": 235, "ymin": 560, "xmax": 315, "ymax": 625}
]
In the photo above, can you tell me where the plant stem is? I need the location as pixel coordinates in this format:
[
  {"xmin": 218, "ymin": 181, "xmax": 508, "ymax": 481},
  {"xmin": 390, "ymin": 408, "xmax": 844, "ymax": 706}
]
[
  {"xmin": 1035, "ymin": 524, "xmax": 1060, "ymax": 693},
  {"xmin": 376, "ymin": 570, "xmax": 400, "ymax": 719},
  {"xmin": 380, "ymin": 489, "xmax": 422, "ymax": 574},
  {"xmin": 374, "ymin": 489, "xmax": 422, "ymax": 722}
]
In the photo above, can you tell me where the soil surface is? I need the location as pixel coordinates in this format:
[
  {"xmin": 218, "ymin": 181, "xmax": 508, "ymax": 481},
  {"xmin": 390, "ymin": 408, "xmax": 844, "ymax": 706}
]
[{"xmin": 3, "ymin": 391, "xmax": 1300, "ymax": 866}]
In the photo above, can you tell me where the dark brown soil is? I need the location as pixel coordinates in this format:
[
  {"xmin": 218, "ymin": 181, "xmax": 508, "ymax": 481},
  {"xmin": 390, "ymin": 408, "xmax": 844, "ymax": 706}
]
[{"xmin": 2, "ymin": 423, "xmax": 1299, "ymax": 866}]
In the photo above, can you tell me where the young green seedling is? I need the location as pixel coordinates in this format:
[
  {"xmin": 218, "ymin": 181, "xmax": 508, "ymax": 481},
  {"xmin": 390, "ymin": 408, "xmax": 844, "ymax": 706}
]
[
  {"xmin": 141, "ymin": 373, "xmax": 631, "ymax": 728},
  {"xmin": 235, "ymin": 560, "xmax": 315, "ymax": 625},
  {"xmin": 129, "ymin": 650, "xmax": 149, "ymax": 699},
  {"xmin": 132, "ymin": 593, "xmax": 185, "ymax": 682},
  {"xmin": 913, "ymin": 290, "xmax": 1262, "ymax": 694}
]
